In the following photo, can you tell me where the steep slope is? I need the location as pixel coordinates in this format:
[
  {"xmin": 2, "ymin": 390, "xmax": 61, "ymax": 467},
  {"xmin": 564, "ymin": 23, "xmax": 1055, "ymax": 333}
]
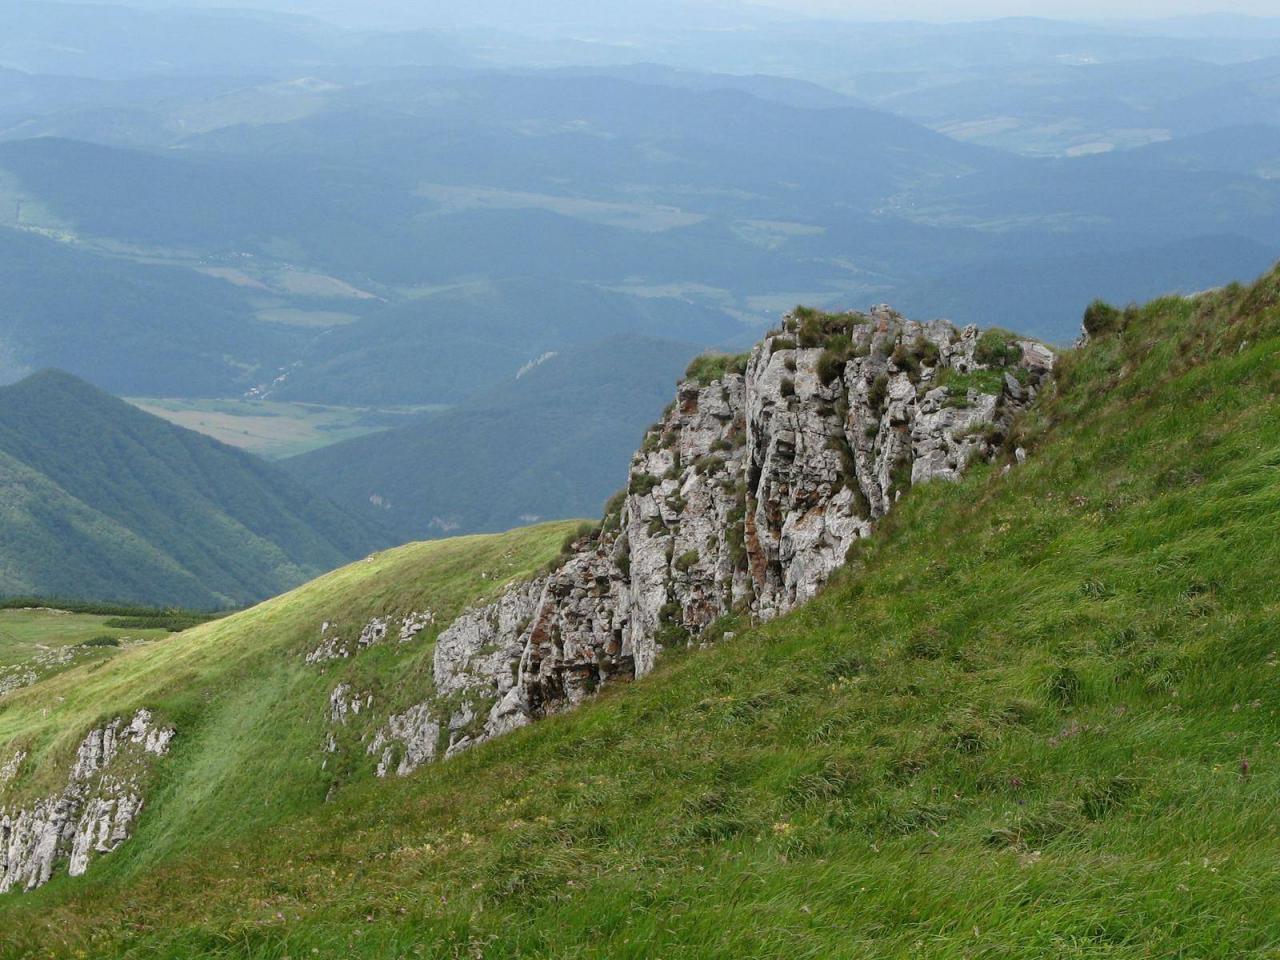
[
  {"xmin": 0, "ymin": 370, "xmax": 386, "ymax": 607},
  {"xmin": 0, "ymin": 448, "xmax": 219, "ymax": 605},
  {"xmin": 3, "ymin": 270, "xmax": 1280, "ymax": 957},
  {"xmin": 0, "ymin": 304, "xmax": 1044, "ymax": 895},
  {"xmin": 284, "ymin": 335, "xmax": 703, "ymax": 539},
  {"xmin": 354, "ymin": 307, "xmax": 1051, "ymax": 766},
  {"xmin": 0, "ymin": 521, "xmax": 577, "ymax": 893}
]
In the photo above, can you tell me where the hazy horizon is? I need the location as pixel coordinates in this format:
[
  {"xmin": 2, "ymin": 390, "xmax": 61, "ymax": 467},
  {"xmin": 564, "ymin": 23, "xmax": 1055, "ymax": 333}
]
[
  {"xmin": 764, "ymin": 0, "xmax": 1280, "ymax": 20},
  {"xmin": 36, "ymin": 0, "xmax": 1280, "ymax": 28}
]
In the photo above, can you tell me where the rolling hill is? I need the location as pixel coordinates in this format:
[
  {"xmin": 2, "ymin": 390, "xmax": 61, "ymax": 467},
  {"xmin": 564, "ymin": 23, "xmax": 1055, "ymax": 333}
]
[
  {"xmin": 0, "ymin": 369, "xmax": 386, "ymax": 607},
  {"xmin": 283, "ymin": 334, "xmax": 701, "ymax": 537},
  {"xmin": 0, "ymin": 227, "xmax": 295, "ymax": 396},
  {"xmin": 270, "ymin": 280, "xmax": 741, "ymax": 407},
  {"xmin": 1, "ymin": 54, "xmax": 1278, "ymax": 396},
  {"xmin": 1, "ymin": 265, "xmax": 1278, "ymax": 956}
]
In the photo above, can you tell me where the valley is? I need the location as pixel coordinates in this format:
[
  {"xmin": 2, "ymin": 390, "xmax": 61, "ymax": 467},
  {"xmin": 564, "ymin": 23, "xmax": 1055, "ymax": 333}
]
[{"xmin": 127, "ymin": 398, "xmax": 441, "ymax": 460}]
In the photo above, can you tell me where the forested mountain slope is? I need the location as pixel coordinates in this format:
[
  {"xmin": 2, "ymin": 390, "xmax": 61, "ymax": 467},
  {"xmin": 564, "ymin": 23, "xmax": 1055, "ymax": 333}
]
[
  {"xmin": 0, "ymin": 370, "xmax": 386, "ymax": 606},
  {"xmin": 284, "ymin": 335, "xmax": 702, "ymax": 539}
]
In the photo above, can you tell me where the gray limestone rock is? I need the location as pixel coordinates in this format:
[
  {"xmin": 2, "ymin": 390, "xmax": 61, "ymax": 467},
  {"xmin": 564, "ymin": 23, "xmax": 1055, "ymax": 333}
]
[
  {"xmin": 1, "ymin": 710, "xmax": 174, "ymax": 892},
  {"xmin": 366, "ymin": 308, "xmax": 1051, "ymax": 776}
]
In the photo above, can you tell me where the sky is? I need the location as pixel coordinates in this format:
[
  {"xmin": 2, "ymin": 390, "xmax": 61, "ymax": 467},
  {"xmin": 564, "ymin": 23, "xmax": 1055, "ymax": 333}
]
[
  {"xmin": 56, "ymin": 0, "xmax": 1280, "ymax": 23},
  {"xmin": 764, "ymin": 0, "xmax": 1280, "ymax": 18}
]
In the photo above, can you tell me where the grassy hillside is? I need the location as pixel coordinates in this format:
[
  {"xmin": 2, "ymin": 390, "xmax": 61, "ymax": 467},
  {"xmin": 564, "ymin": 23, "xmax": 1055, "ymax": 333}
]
[
  {"xmin": 0, "ymin": 370, "xmax": 386, "ymax": 607},
  {"xmin": 3, "ymin": 268, "xmax": 1280, "ymax": 957},
  {"xmin": 0, "ymin": 521, "xmax": 574, "ymax": 853},
  {"xmin": 0, "ymin": 605, "xmax": 188, "ymax": 698},
  {"xmin": 284, "ymin": 335, "xmax": 700, "ymax": 540},
  {"xmin": 0, "ymin": 608, "xmax": 170, "ymax": 667}
]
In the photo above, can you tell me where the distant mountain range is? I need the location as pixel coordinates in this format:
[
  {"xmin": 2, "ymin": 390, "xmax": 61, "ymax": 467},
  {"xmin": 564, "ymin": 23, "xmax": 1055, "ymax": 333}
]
[
  {"xmin": 271, "ymin": 279, "xmax": 742, "ymax": 407},
  {"xmin": 1, "ymin": 70, "xmax": 1275, "ymax": 392},
  {"xmin": 0, "ymin": 370, "xmax": 386, "ymax": 607},
  {"xmin": 284, "ymin": 334, "xmax": 699, "ymax": 540},
  {"xmin": 0, "ymin": 339, "xmax": 706, "ymax": 605},
  {"xmin": 0, "ymin": 228, "xmax": 294, "ymax": 396}
]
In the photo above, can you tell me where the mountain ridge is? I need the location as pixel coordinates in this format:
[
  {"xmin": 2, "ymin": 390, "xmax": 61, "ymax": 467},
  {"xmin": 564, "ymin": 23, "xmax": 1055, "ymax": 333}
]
[
  {"xmin": 358, "ymin": 306, "xmax": 1054, "ymax": 769},
  {"xmin": 0, "ymin": 302, "xmax": 1050, "ymax": 891},
  {"xmin": 283, "ymin": 334, "xmax": 708, "ymax": 539}
]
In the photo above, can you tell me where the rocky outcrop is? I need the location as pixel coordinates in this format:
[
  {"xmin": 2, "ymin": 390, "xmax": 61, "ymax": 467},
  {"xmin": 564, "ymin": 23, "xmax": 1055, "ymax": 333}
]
[
  {"xmin": 306, "ymin": 611, "xmax": 436, "ymax": 664},
  {"xmin": 367, "ymin": 307, "xmax": 1052, "ymax": 775},
  {"xmin": 368, "ymin": 578, "xmax": 545, "ymax": 774},
  {"xmin": 328, "ymin": 683, "xmax": 372, "ymax": 726},
  {"xmin": 0, "ymin": 752, "xmax": 25, "ymax": 786},
  {"xmin": 0, "ymin": 710, "xmax": 173, "ymax": 893}
]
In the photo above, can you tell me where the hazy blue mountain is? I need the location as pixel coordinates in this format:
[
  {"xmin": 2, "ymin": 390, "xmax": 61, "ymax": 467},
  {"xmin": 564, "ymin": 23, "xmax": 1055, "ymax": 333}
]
[
  {"xmin": 0, "ymin": 137, "xmax": 400, "ymax": 255},
  {"xmin": 273, "ymin": 278, "xmax": 742, "ymax": 406},
  {"xmin": 855, "ymin": 54, "xmax": 1280, "ymax": 155},
  {"xmin": 1087, "ymin": 124, "xmax": 1280, "ymax": 177},
  {"xmin": 546, "ymin": 64, "xmax": 856, "ymax": 110},
  {"xmin": 0, "ymin": 10, "xmax": 1275, "ymax": 398},
  {"xmin": 890, "ymin": 235, "xmax": 1279, "ymax": 344},
  {"xmin": 0, "ymin": 2, "xmax": 343, "ymax": 78},
  {"xmin": 1125, "ymin": 14, "xmax": 1280, "ymax": 40},
  {"xmin": 0, "ymin": 227, "xmax": 297, "ymax": 396},
  {"xmin": 284, "ymin": 335, "xmax": 697, "ymax": 539}
]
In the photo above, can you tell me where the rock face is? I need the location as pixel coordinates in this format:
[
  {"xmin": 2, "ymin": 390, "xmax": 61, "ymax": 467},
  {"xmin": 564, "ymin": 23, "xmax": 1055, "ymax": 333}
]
[
  {"xmin": 0, "ymin": 710, "xmax": 174, "ymax": 893},
  {"xmin": 306, "ymin": 610, "xmax": 436, "ymax": 664},
  {"xmin": 368, "ymin": 307, "xmax": 1052, "ymax": 774}
]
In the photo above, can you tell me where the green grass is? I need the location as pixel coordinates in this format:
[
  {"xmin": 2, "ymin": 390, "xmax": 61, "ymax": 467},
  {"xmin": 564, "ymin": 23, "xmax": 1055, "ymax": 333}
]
[
  {"xmin": 934, "ymin": 366, "xmax": 1008, "ymax": 398},
  {"xmin": 684, "ymin": 352, "xmax": 749, "ymax": 386},
  {"xmin": 4, "ymin": 272, "xmax": 1280, "ymax": 957},
  {"xmin": 0, "ymin": 609, "xmax": 175, "ymax": 695},
  {"xmin": 0, "ymin": 610, "xmax": 173, "ymax": 668},
  {"xmin": 0, "ymin": 521, "xmax": 574, "ymax": 825}
]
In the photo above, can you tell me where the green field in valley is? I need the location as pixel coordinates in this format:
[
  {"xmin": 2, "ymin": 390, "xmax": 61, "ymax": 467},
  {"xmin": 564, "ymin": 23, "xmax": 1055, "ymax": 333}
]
[{"xmin": 126, "ymin": 399, "xmax": 445, "ymax": 460}]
